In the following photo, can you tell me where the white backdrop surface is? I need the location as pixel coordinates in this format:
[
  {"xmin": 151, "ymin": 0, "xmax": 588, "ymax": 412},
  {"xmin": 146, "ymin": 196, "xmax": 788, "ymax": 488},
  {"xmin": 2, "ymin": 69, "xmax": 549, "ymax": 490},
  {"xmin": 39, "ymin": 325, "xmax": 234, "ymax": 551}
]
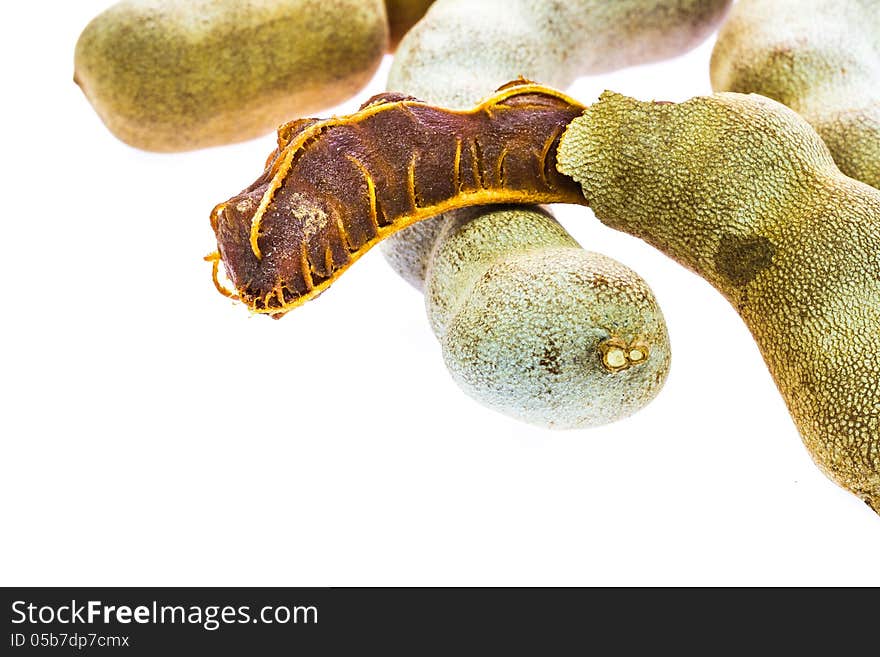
[{"xmin": 1, "ymin": 1, "xmax": 878, "ymax": 586}]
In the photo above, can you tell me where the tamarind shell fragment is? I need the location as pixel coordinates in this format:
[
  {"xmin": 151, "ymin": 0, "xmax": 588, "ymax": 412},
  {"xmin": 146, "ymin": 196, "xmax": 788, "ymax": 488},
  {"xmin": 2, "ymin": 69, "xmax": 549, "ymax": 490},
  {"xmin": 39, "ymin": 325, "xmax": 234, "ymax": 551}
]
[{"xmin": 209, "ymin": 81, "xmax": 586, "ymax": 315}]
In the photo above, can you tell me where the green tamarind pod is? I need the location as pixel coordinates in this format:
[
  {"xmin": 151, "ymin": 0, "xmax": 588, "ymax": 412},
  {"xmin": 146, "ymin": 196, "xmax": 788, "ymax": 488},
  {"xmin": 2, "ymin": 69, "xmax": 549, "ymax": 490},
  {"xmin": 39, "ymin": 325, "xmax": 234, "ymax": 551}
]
[
  {"xmin": 557, "ymin": 91, "xmax": 880, "ymax": 512},
  {"xmin": 74, "ymin": 0, "xmax": 389, "ymax": 152},
  {"xmin": 382, "ymin": 0, "xmax": 733, "ymax": 286},
  {"xmin": 710, "ymin": 0, "xmax": 880, "ymax": 189},
  {"xmin": 426, "ymin": 207, "xmax": 670, "ymax": 429}
]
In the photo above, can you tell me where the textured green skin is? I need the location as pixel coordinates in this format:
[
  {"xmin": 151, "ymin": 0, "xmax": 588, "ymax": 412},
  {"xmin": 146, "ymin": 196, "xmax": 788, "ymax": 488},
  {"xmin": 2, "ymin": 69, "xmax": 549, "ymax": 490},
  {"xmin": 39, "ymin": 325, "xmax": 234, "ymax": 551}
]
[
  {"xmin": 558, "ymin": 92, "xmax": 880, "ymax": 512},
  {"xmin": 427, "ymin": 207, "xmax": 670, "ymax": 429},
  {"xmin": 74, "ymin": 0, "xmax": 388, "ymax": 152},
  {"xmin": 710, "ymin": 0, "xmax": 880, "ymax": 189},
  {"xmin": 382, "ymin": 0, "xmax": 733, "ymax": 287}
]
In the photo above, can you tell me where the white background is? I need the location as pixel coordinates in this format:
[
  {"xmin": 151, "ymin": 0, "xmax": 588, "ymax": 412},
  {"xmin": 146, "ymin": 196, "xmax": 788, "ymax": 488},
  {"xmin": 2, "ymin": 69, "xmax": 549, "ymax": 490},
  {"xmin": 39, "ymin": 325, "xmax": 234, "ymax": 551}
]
[{"xmin": 2, "ymin": 1, "xmax": 879, "ymax": 586}]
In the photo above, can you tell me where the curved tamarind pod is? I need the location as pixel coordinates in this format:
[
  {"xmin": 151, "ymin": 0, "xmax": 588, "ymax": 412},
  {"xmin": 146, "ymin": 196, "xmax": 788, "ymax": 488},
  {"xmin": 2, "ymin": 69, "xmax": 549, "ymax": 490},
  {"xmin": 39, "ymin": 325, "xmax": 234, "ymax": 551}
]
[
  {"xmin": 209, "ymin": 82, "xmax": 585, "ymax": 315},
  {"xmin": 557, "ymin": 91, "xmax": 880, "ymax": 513},
  {"xmin": 710, "ymin": 0, "xmax": 880, "ymax": 189}
]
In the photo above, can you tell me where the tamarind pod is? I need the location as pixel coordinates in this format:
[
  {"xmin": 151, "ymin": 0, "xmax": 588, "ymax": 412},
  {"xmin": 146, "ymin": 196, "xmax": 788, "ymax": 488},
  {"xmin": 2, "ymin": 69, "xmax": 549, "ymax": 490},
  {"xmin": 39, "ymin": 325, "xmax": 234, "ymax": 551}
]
[
  {"xmin": 209, "ymin": 82, "xmax": 586, "ymax": 315},
  {"xmin": 425, "ymin": 206, "xmax": 670, "ymax": 429},
  {"xmin": 557, "ymin": 92, "xmax": 880, "ymax": 513},
  {"xmin": 74, "ymin": 0, "xmax": 389, "ymax": 152}
]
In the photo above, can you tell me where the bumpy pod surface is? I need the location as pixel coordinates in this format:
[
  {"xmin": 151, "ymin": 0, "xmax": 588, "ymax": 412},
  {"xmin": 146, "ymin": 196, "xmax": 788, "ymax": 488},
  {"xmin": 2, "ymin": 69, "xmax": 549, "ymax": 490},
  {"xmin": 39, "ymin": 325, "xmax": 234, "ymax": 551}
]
[
  {"xmin": 74, "ymin": 0, "xmax": 389, "ymax": 152},
  {"xmin": 710, "ymin": 0, "xmax": 880, "ymax": 189},
  {"xmin": 558, "ymin": 92, "xmax": 880, "ymax": 512},
  {"xmin": 427, "ymin": 207, "xmax": 669, "ymax": 429},
  {"xmin": 209, "ymin": 83, "xmax": 585, "ymax": 315},
  {"xmin": 383, "ymin": 0, "xmax": 733, "ymax": 286}
]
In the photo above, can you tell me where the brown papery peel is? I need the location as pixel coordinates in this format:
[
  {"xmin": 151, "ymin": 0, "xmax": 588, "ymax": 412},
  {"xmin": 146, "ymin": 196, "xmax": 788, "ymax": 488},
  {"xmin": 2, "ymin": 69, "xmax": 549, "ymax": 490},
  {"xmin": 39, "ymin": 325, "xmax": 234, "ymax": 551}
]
[{"xmin": 208, "ymin": 81, "xmax": 586, "ymax": 315}]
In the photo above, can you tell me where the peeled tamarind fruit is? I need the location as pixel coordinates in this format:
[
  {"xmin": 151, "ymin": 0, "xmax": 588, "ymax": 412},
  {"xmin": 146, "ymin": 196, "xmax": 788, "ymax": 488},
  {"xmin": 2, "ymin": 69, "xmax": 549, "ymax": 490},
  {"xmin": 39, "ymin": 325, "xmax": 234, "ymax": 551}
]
[
  {"xmin": 209, "ymin": 83, "xmax": 880, "ymax": 511},
  {"xmin": 74, "ymin": 0, "xmax": 389, "ymax": 152},
  {"xmin": 426, "ymin": 207, "xmax": 670, "ymax": 429},
  {"xmin": 208, "ymin": 83, "xmax": 587, "ymax": 314},
  {"xmin": 382, "ymin": 0, "xmax": 733, "ymax": 286},
  {"xmin": 710, "ymin": 0, "xmax": 880, "ymax": 189}
]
